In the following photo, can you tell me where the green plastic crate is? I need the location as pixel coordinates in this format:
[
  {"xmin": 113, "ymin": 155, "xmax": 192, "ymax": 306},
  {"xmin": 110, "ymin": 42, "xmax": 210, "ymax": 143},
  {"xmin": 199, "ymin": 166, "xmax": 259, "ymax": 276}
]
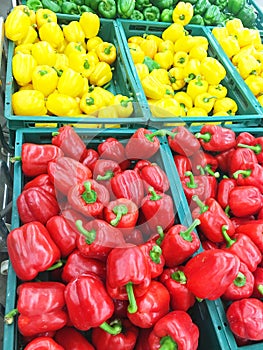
[
  {"xmin": 4, "ymin": 18, "xmax": 149, "ymax": 131},
  {"xmin": 116, "ymin": 19, "xmax": 263, "ymax": 127},
  {"xmin": 3, "ymin": 126, "xmax": 229, "ymax": 350},
  {"xmin": 248, "ymin": 0, "xmax": 263, "ymax": 30}
]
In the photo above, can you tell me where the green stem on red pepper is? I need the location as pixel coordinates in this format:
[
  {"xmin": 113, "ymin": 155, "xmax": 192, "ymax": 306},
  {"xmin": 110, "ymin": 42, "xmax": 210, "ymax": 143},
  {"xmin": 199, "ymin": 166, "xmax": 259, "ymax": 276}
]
[
  {"xmin": 222, "ymin": 225, "xmax": 236, "ymax": 248},
  {"xmin": 184, "ymin": 171, "xmax": 198, "ymax": 189},
  {"xmin": 75, "ymin": 220, "xmax": 96, "ymax": 244},
  {"xmin": 192, "ymin": 195, "xmax": 209, "ymax": 213},
  {"xmin": 156, "ymin": 226, "xmax": 165, "ymax": 245},
  {"xmin": 171, "ymin": 270, "xmax": 187, "ymax": 284},
  {"xmin": 203, "ymin": 165, "xmax": 220, "ymax": 178},
  {"xmin": 149, "ymin": 245, "xmax": 162, "ymax": 264},
  {"xmin": 258, "ymin": 285, "xmax": 263, "ymax": 295},
  {"xmin": 99, "ymin": 319, "xmax": 122, "ymax": 335},
  {"xmin": 4, "ymin": 308, "xmax": 18, "ymax": 325},
  {"xmin": 225, "ymin": 205, "xmax": 230, "ymax": 217},
  {"xmin": 126, "ymin": 282, "xmax": 138, "ymax": 313},
  {"xmin": 159, "ymin": 336, "xmax": 177, "ymax": 350},
  {"xmin": 46, "ymin": 260, "xmax": 63, "ymax": 271},
  {"xmin": 195, "ymin": 132, "xmax": 211, "ymax": 142},
  {"xmin": 148, "ymin": 186, "xmax": 162, "ymax": 200},
  {"xmin": 237, "ymin": 143, "xmax": 262, "ymax": 154},
  {"xmin": 96, "ymin": 170, "xmax": 114, "ymax": 181},
  {"xmin": 233, "ymin": 272, "xmax": 246, "ymax": 287},
  {"xmin": 233, "ymin": 169, "xmax": 252, "ymax": 179},
  {"xmin": 144, "ymin": 129, "xmax": 167, "ymax": 142},
  {"xmin": 82, "ymin": 181, "xmax": 97, "ymax": 203},
  {"xmin": 180, "ymin": 219, "xmax": 201, "ymax": 242},
  {"xmin": 110, "ymin": 204, "xmax": 128, "ymax": 226}
]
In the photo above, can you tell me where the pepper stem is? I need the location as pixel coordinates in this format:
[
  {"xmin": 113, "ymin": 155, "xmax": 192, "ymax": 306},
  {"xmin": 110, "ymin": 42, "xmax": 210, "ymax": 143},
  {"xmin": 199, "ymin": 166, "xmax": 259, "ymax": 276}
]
[
  {"xmin": 99, "ymin": 320, "xmax": 122, "ymax": 335},
  {"xmin": 52, "ymin": 132, "xmax": 59, "ymax": 136},
  {"xmin": 120, "ymin": 98, "xmax": 133, "ymax": 107},
  {"xmin": 233, "ymin": 169, "xmax": 252, "ymax": 179},
  {"xmin": 196, "ymin": 165, "xmax": 205, "ymax": 175},
  {"xmin": 222, "ymin": 225, "xmax": 236, "ymax": 247},
  {"xmin": 195, "ymin": 132, "xmax": 211, "ymax": 142},
  {"xmin": 225, "ymin": 205, "xmax": 230, "ymax": 217},
  {"xmin": 192, "ymin": 195, "xmax": 209, "ymax": 213},
  {"xmin": 10, "ymin": 156, "xmax": 21, "ymax": 163},
  {"xmin": 159, "ymin": 335, "xmax": 178, "ymax": 350},
  {"xmin": 96, "ymin": 170, "xmax": 114, "ymax": 181},
  {"xmin": 82, "ymin": 181, "xmax": 97, "ymax": 204},
  {"xmin": 184, "ymin": 171, "xmax": 198, "ymax": 189},
  {"xmin": 4, "ymin": 308, "xmax": 18, "ymax": 325},
  {"xmin": 237, "ymin": 143, "xmax": 262, "ymax": 154},
  {"xmin": 257, "ymin": 285, "xmax": 263, "ymax": 295},
  {"xmin": 148, "ymin": 186, "xmax": 162, "ymax": 201},
  {"xmin": 171, "ymin": 270, "xmax": 187, "ymax": 284},
  {"xmin": 104, "ymin": 44, "xmax": 113, "ymax": 55},
  {"xmin": 233, "ymin": 272, "xmax": 246, "ymax": 287},
  {"xmin": 47, "ymin": 260, "xmax": 63, "ymax": 271},
  {"xmin": 126, "ymin": 282, "xmax": 138, "ymax": 314},
  {"xmin": 75, "ymin": 220, "xmax": 96, "ymax": 244},
  {"xmin": 149, "ymin": 245, "xmax": 162, "ymax": 264},
  {"xmin": 156, "ymin": 226, "xmax": 165, "ymax": 246},
  {"xmin": 110, "ymin": 204, "xmax": 128, "ymax": 226},
  {"xmin": 180, "ymin": 219, "xmax": 200, "ymax": 242},
  {"xmin": 204, "ymin": 165, "xmax": 220, "ymax": 178},
  {"xmin": 144, "ymin": 129, "xmax": 167, "ymax": 142}
]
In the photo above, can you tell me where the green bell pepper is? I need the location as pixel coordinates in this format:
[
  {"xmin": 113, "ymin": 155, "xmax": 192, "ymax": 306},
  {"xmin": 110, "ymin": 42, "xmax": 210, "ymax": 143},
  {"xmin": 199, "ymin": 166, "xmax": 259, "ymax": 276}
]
[
  {"xmin": 236, "ymin": 4, "xmax": 257, "ymax": 28},
  {"xmin": 213, "ymin": 0, "xmax": 227, "ymax": 10},
  {"xmin": 26, "ymin": 0, "xmax": 43, "ymax": 11},
  {"xmin": 143, "ymin": 56, "xmax": 161, "ymax": 72},
  {"xmin": 90, "ymin": 0, "xmax": 101, "ymax": 11},
  {"xmin": 180, "ymin": 0, "xmax": 198, "ymax": 4},
  {"xmin": 194, "ymin": 0, "xmax": 211, "ymax": 16},
  {"xmin": 98, "ymin": 0, "xmax": 117, "ymax": 18},
  {"xmin": 117, "ymin": 0, "xmax": 136, "ymax": 18},
  {"xmin": 42, "ymin": 0, "xmax": 62, "ymax": 12},
  {"xmin": 71, "ymin": 0, "xmax": 85, "ymax": 5},
  {"xmin": 151, "ymin": 0, "xmax": 173, "ymax": 10},
  {"xmin": 130, "ymin": 9, "xmax": 144, "ymax": 20},
  {"xmin": 61, "ymin": 1, "xmax": 80, "ymax": 14},
  {"xmin": 143, "ymin": 5, "xmax": 160, "ymax": 21},
  {"xmin": 227, "ymin": 0, "xmax": 245, "ymax": 15},
  {"xmin": 79, "ymin": 5, "xmax": 95, "ymax": 13},
  {"xmin": 160, "ymin": 8, "xmax": 173, "ymax": 22},
  {"xmin": 189, "ymin": 14, "xmax": 205, "ymax": 24},
  {"xmin": 135, "ymin": 0, "xmax": 151, "ymax": 11},
  {"xmin": 203, "ymin": 5, "xmax": 221, "ymax": 25}
]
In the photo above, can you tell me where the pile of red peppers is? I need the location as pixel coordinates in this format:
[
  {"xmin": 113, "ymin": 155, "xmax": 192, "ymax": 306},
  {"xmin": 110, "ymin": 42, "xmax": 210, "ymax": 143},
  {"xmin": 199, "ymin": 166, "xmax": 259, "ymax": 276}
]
[{"xmin": 4, "ymin": 124, "xmax": 263, "ymax": 349}]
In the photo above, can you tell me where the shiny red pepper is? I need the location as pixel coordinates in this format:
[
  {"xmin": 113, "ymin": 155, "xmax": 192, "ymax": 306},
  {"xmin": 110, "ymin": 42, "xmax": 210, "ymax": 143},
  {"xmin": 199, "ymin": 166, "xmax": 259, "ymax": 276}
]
[
  {"xmin": 98, "ymin": 137, "xmax": 130, "ymax": 170},
  {"xmin": 229, "ymin": 148, "xmax": 258, "ymax": 176},
  {"xmin": 238, "ymin": 136, "xmax": 263, "ymax": 164},
  {"xmin": 173, "ymin": 154, "xmax": 192, "ymax": 178},
  {"xmin": 233, "ymin": 162, "xmax": 263, "ymax": 193},
  {"xmin": 124, "ymin": 228, "xmax": 144, "ymax": 245},
  {"xmin": 167, "ymin": 126, "xmax": 200, "ymax": 156},
  {"xmin": 127, "ymin": 280, "xmax": 170, "ymax": 329},
  {"xmin": 228, "ymin": 185, "xmax": 263, "ymax": 217},
  {"xmin": 55, "ymin": 326, "xmax": 95, "ymax": 349},
  {"xmin": 195, "ymin": 125, "xmax": 236, "ymax": 152},
  {"xmin": 52, "ymin": 125, "xmax": 88, "ymax": 162},
  {"xmin": 24, "ymin": 337, "xmax": 64, "ymax": 350},
  {"xmin": 148, "ymin": 310, "xmax": 199, "ymax": 350},
  {"xmin": 216, "ymin": 177, "xmax": 236, "ymax": 209},
  {"xmin": 93, "ymin": 159, "xmax": 122, "ymax": 195},
  {"xmin": 139, "ymin": 239, "xmax": 165, "ymax": 278},
  {"xmin": 137, "ymin": 161, "xmax": 170, "ymax": 193},
  {"xmin": 215, "ymin": 147, "xmax": 235, "ymax": 174},
  {"xmin": 190, "ymin": 151, "xmax": 219, "ymax": 176},
  {"xmin": 235, "ymin": 131, "xmax": 256, "ymax": 146},
  {"xmin": 23, "ymin": 174, "xmax": 55, "ymax": 197},
  {"xmin": 226, "ymin": 298, "xmax": 263, "ymax": 341},
  {"xmin": 235, "ymin": 221, "xmax": 263, "ymax": 254},
  {"xmin": 135, "ymin": 328, "xmax": 152, "ymax": 350},
  {"xmin": 82, "ymin": 148, "xmax": 99, "ymax": 171},
  {"xmin": 7, "ymin": 221, "xmax": 61, "ymax": 281},
  {"xmin": 159, "ymin": 266, "xmax": 196, "ymax": 312},
  {"xmin": 252, "ymin": 267, "xmax": 263, "ymax": 298}
]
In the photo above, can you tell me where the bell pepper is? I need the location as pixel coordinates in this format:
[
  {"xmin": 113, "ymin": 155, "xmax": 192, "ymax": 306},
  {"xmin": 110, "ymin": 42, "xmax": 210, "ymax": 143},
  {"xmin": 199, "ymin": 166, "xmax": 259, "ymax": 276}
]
[
  {"xmin": 137, "ymin": 162, "xmax": 170, "ymax": 193},
  {"xmin": 236, "ymin": 221, "xmax": 263, "ymax": 254},
  {"xmin": 35, "ymin": 8, "xmax": 57, "ymax": 28},
  {"xmin": 161, "ymin": 8, "xmax": 173, "ymax": 22},
  {"xmin": 68, "ymin": 52, "xmax": 96, "ymax": 79},
  {"xmin": 117, "ymin": 0, "xmax": 136, "ymax": 18},
  {"xmin": 228, "ymin": 148, "xmax": 258, "ymax": 177},
  {"xmin": 238, "ymin": 137, "xmax": 263, "ymax": 164},
  {"xmin": 98, "ymin": 137, "xmax": 129, "ymax": 170},
  {"xmin": 111, "ymin": 94, "xmax": 134, "ymax": 118},
  {"xmin": 199, "ymin": 57, "xmax": 226, "ymax": 85},
  {"xmin": 143, "ymin": 6, "xmax": 160, "ymax": 21},
  {"xmin": 60, "ymin": 1, "xmax": 79, "ymax": 14},
  {"xmin": 216, "ymin": 177, "xmax": 236, "ymax": 210},
  {"xmin": 252, "ymin": 267, "xmax": 263, "ymax": 298},
  {"xmin": 38, "ymin": 21, "xmax": 64, "ymax": 50},
  {"xmin": 151, "ymin": 0, "xmax": 173, "ymax": 9},
  {"xmin": 203, "ymin": 5, "xmax": 221, "ymax": 25},
  {"xmin": 89, "ymin": 61, "xmax": 113, "ymax": 86},
  {"xmin": 79, "ymin": 12, "xmax": 100, "ymax": 39},
  {"xmin": 228, "ymin": 185, "xmax": 262, "ymax": 218},
  {"xmin": 96, "ymin": 42, "xmax": 117, "ymax": 64},
  {"xmin": 151, "ymin": 97, "xmax": 182, "ymax": 117},
  {"xmin": 93, "ymin": 158, "xmax": 121, "ymax": 192},
  {"xmin": 130, "ymin": 9, "xmax": 144, "ymax": 20},
  {"xmin": 194, "ymin": 92, "xmax": 216, "ymax": 113},
  {"xmin": 184, "ymin": 249, "xmax": 240, "ymax": 299},
  {"xmin": 141, "ymin": 75, "xmax": 167, "ymax": 100},
  {"xmin": 195, "ymin": 125, "xmax": 236, "ymax": 152},
  {"xmin": 227, "ymin": 0, "xmax": 245, "ymax": 15},
  {"xmin": 111, "ymin": 170, "xmax": 144, "ymax": 207},
  {"xmin": 162, "ymin": 23, "xmax": 185, "ymax": 43},
  {"xmin": 226, "ymin": 298, "xmax": 263, "ymax": 341},
  {"xmin": 160, "ymin": 266, "xmax": 196, "ymax": 311},
  {"xmin": 41, "ymin": 0, "xmax": 62, "ymax": 12},
  {"xmin": 139, "ymin": 240, "xmax": 165, "ymax": 279},
  {"xmin": 167, "ymin": 126, "xmax": 200, "ymax": 156},
  {"xmin": 12, "ymin": 90, "xmax": 47, "ymax": 116},
  {"xmin": 17, "ymin": 186, "xmax": 60, "ymax": 225},
  {"xmin": 46, "ymin": 92, "xmax": 81, "ymax": 116},
  {"xmin": 23, "ymin": 174, "xmax": 55, "ymax": 198},
  {"xmin": 208, "ymin": 84, "xmax": 227, "ymax": 99},
  {"xmin": 172, "ymin": 1, "xmax": 194, "ymax": 26},
  {"xmin": 148, "ymin": 310, "xmax": 199, "ymax": 350},
  {"xmin": 143, "ymin": 56, "xmax": 161, "ymax": 72},
  {"xmin": 190, "ymin": 14, "xmax": 205, "ymax": 25},
  {"xmin": 125, "ymin": 228, "xmax": 144, "ymax": 245},
  {"xmin": 32, "ymin": 40, "xmax": 57, "ymax": 66},
  {"xmin": 128, "ymin": 43, "xmax": 145, "ymax": 64},
  {"xmin": 183, "ymin": 58, "xmax": 201, "ymax": 83},
  {"xmin": 192, "ymin": 196, "xmax": 235, "ymax": 243},
  {"xmin": 190, "ymin": 151, "xmax": 219, "ymax": 176},
  {"xmin": 48, "ymin": 156, "xmax": 92, "ymax": 195},
  {"xmin": 233, "ymin": 162, "xmax": 263, "ymax": 194},
  {"xmin": 173, "ymin": 51, "xmax": 189, "ymax": 68},
  {"xmin": 194, "ymin": 0, "xmax": 210, "ymax": 15},
  {"xmin": 106, "ymin": 245, "xmax": 151, "ymax": 313},
  {"xmin": 80, "ymin": 90, "xmax": 105, "ymax": 115},
  {"xmin": 97, "ymin": 0, "xmax": 117, "ymax": 18},
  {"xmin": 7, "ymin": 221, "xmax": 61, "ymax": 281},
  {"xmin": 135, "ymin": 63, "xmax": 149, "ymax": 80},
  {"xmin": 24, "ymin": 337, "xmax": 64, "ymax": 350},
  {"xmin": 57, "ymin": 67, "xmax": 84, "ymax": 98},
  {"xmin": 222, "ymin": 262, "xmax": 254, "ymax": 301},
  {"xmin": 55, "ymin": 327, "xmax": 95, "ymax": 349},
  {"xmin": 12, "ymin": 53, "xmax": 37, "ymax": 87},
  {"xmin": 237, "ymin": 55, "xmax": 261, "ymax": 79},
  {"xmin": 173, "ymin": 155, "xmax": 192, "ymax": 178},
  {"xmin": 135, "ymin": 0, "xmax": 151, "ymax": 11},
  {"xmin": 32, "ymin": 65, "xmax": 58, "ymax": 97},
  {"xmin": 245, "ymin": 75, "xmax": 263, "ymax": 97},
  {"xmin": 4, "ymin": 6, "xmax": 31, "ymax": 42},
  {"xmin": 26, "ymin": 0, "xmax": 43, "ymax": 11},
  {"xmin": 237, "ymin": 4, "xmax": 257, "ymax": 28},
  {"xmin": 127, "ymin": 280, "xmax": 170, "ymax": 329}
]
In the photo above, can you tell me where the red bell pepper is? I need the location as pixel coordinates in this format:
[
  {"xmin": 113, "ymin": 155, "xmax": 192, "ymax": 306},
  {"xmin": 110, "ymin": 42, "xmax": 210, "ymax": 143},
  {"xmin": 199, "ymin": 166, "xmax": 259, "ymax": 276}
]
[
  {"xmin": 23, "ymin": 174, "xmax": 56, "ymax": 197},
  {"xmin": 228, "ymin": 185, "xmax": 262, "ymax": 217},
  {"xmin": 64, "ymin": 273, "xmax": 118, "ymax": 333},
  {"xmin": 139, "ymin": 240, "xmax": 165, "ymax": 278},
  {"xmin": 222, "ymin": 261, "xmax": 254, "ymax": 301},
  {"xmin": 233, "ymin": 162, "xmax": 263, "ymax": 193},
  {"xmin": 140, "ymin": 187, "xmax": 175, "ymax": 232},
  {"xmin": 113, "ymin": 299, "xmax": 129, "ymax": 319},
  {"xmin": 5, "ymin": 282, "xmax": 67, "ymax": 337},
  {"xmin": 111, "ymin": 169, "xmax": 144, "ymax": 207},
  {"xmin": 252, "ymin": 267, "xmax": 263, "ymax": 298},
  {"xmin": 159, "ymin": 266, "xmax": 196, "ymax": 312},
  {"xmin": 48, "ymin": 156, "xmax": 92, "ymax": 195},
  {"xmin": 92, "ymin": 318, "xmax": 138, "ymax": 350},
  {"xmin": 124, "ymin": 228, "xmax": 144, "ymax": 245},
  {"xmin": 160, "ymin": 219, "xmax": 201, "ymax": 267},
  {"xmin": 24, "ymin": 337, "xmax": 64, "ymax": 350},
  {"xmin": 93, "ymin": 158, "xmax": 122, "ymax": 195},
  {"xmin": 216, "ymin": 177, "xmax": 236, "ymax": 209},
  {"xmin": 136, "ymin": 161, "xmax": 170, "ymax": 193},
  {"xmin": 167, "ymin": 126, "xmax": 200, "ymax": 156},
  {"xmin": 52, "ymin": 125, "xmax": 88, "ymax": 162},
  {"xmin": 190, "ymin": 151, "xmax": 219, "ymax": 177},
  {"xmin": 68, "ymin": 179, "xmax": 110, "ymax": 218},
  {"xmin": 173, "ymin": 154, "xmax": 192, "ymax": 178},
  {"xmin": 184, "ymin": 249, "xmax": 240, "ymax": 300},
  {"xmin": 148, "ymin": 310, "xmax": 199, "ymax": 350},
  {"xmin": 82, "ymin": 148, "xmax": 99, "ymax": 171},
  {"xmin": 221, "ymin": 225, "xmax": 262, "ymax": 272},
  {"xmin": 75, "ymin": 219, "xmax": 125, "ymax": 261},
  {"xmin": 235, "ymin": 221, "xmax": 263, "ymax": 254},
  {"xmin": 103, "ymin": 198, "xmax": 138, "ymax": 235},
  {"xmin": 17, "ymin": 187, "xmax": 60, "ymax": 225},
  {"xmin": 226, "ymin": 298, "xmax": 263, "ymax": 341},
  {"xmin": 11, "ymin": 143, "xmax": 64, "ymax": 178},
  {"xmin": 238, "ymin": 136, "xmax": 263, "ymax": 164},
  {"xmin": 235, "ymin": 131, "xmax": 256, "ymax": 146},
  {"xmin": 229, "ymin": 148, "xmax": 258, "ymax": 176},
  {"xmin": 61, "ymin": 249, "xmax": 106, "ymax": 283},
  {"xmin": 7, "ymin": 221, "xmax": 61, "ymax": 281},
  {"xmin": 195, "ymin": 125, "xmax": 236, "ymax": 152},
  {"xmin": 106, "ymin": 246, "xmax": 151, "ymax": 313},
  {"xmin": 97, "ymin": 137, "xmax": 130, "ymax": 170},
  {"xmin": 231, "ymin": 215, "xmax": 257, "ymax": 229},
  {"xmin": 215, "ymin": 147, "xmax": 235, "ymax": 174},
  {"xmin": 135, "ymin": 328, "xmax": 152, "ymax": 350},
  {"xmin": 125, "ymin": 128, "xmax": 164, "ymax": 160},
  {"xmin": 55, "ymin": 326, "xmax": 95, "ymax": 349},
  {"xmin": 192, "ymin": 196, "xmax": 235, "ymax": 243},
  {"xmin": 127, "ymin": 280, "xmax": 170, "ymax": 329}
]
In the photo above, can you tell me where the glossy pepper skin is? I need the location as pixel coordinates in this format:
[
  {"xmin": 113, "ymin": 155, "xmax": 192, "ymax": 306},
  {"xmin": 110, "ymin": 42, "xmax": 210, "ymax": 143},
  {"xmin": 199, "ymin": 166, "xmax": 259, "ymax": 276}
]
[
  {"xmin": 216, "ymin": 178, "xmax": 236, "ymax": 209},
  {"xmin": 7, "ymin": 221, "xmax": 61, "ymax": 281},
  {"xmin": 23, "ymin": 174, "xmax": 55, "ymax": 197},
  {"xmin": 148, "ymin": 310, "xmax": 199, "ymax": 350},
  {"xmin": 127, "ymin": 280, "xmax": 170, "ymax": 329},
  {"xmin": 190, "ymin": 151, "xmax": 219, "ymax": 176},
  {"xmin": 229, "ymin": 148, "xmax": 258, "ymax": 177},
  {"xmin": 252, "ymin": 267, "xmax": 263, "ymax": 298},
  {"xmin": 117, "ymin": 0, "xmax": 136, "ymax": 18},
  {"xmin": 228, "ymin": 185, "xmax": 262, "ymax": 217},
  {"xmin": 195, "ymin": 125, "xmax": 236, "ymax": 152},
  {"xmin": 137, "ymin": 161, "xmax": 170, "ymax": 193},
  {"xmin": 168, "ymin": 126, "xmax": 200, "ymax": 157},
  {"xmin": 93, "ymin": 159, "xmax": 122, "ymax": 195},
  {"xmin": 82, "ymin": 148, "xmax": 99, "ymax": 171},
  {"xmin": 173, "ymin": 155, "xmax": 192, "ymax": 178},
  {"xmin": 98, "ymin": 137, "xmax": 130, "ymax": 170},
  {"xmin": 184, "ymin": 249, "xmax": 240, "ymax": 300},
  {"xmin": 24, "ymin": 337, "xmax": 64, "ymax": 350},
  {"xmin": 139, "ymin": 240, "xmax": 165, "ymax": 279},
  {"xmin": 233, "ymin": 162, "xmax": 263, "ymax": 193},
  {"xmin": 236, "ymin": 221, "xmax": 263, "ymax": 254},
  {"xmin": 55, "ymin": 326, "xmax": 95, "ymax": 350},
  {"xmin": 226, "ymin": 298, "xmax": 263, "ymax": 341}
]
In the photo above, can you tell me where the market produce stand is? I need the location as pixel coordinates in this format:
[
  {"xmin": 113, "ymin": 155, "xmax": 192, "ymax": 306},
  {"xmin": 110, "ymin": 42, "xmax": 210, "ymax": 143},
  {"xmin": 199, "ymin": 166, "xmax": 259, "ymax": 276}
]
[{"xmin": 1, "ymin": 0, "xmax": 263, "ymax": 349}]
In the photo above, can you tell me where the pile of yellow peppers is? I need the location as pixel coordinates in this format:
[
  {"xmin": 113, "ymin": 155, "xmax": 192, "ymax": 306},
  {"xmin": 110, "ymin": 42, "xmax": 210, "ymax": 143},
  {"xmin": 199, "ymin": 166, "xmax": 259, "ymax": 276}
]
[
  {"xmin": 212, "ymin": 19, "xmax": 263, "ymax": 108},
  {"xmin": 127, "ymin": 3, "xmax": 239, "ymax": 119},
  {"xmin": 5, "ymin": 5, "xmax": 133, "ymax": 122}
]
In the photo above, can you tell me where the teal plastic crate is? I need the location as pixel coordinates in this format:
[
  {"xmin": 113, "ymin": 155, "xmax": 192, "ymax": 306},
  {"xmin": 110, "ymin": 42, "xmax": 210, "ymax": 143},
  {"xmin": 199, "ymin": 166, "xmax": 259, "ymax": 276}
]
[
  {"xmin": 3, "ymin": 126, "xmax": 228, "ymax": 350},
  {"xmin": 116, "ymin": 19, "xmax": 263, "ymax": 127},
  {"xmin": 248, "ymin": 0, "xmax": 263, "ymax": 30},
  {"xmin": 4, "ymin": 18, "xmax": 149, "ymax": 131}
]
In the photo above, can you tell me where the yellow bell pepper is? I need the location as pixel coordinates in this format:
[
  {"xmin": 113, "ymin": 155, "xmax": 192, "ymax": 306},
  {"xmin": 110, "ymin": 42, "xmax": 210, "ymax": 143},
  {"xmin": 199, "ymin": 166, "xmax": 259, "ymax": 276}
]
[
  {"xmin": 135, "ymin": 63, "xmax": 149, "ymax": 81},
  {"xmin": 96, "ymin": 42, "xmax": 117, "ymax": 64},
  {"xmin": 154, "ymin": 50, "xmax": 173, "ymax": 70},
  {"xmin": 173, "ymin": 51, "xmax": 189, "ymax": 68},
  {"xmin": 162, "ymin": 23, "xmax": 185, "ymax": 43},
  {"xmin": 189, "ymin": 46, "xmax": 207, "ymax": 61},
  {"xmin": 172, "ymin": 2, "xmax": 193, "ymax": 26},
  {"xmin": 111, "ymin": 94, "xmax": 133, "ymax": 118},
  {"xmin": 38, "ymin": 22, "xmax": 64, "ymax": 49},
  {"xmin": 85, "ymin": 51, "xmax": 100, "ymax": 66},
  {"xmin": 16, "ymin": 25, "xmax": 38, "ymax": 45},
  {"xmin": 150, "ymin": 69, "xmax": 170, "ymax": 85},
  {"xmin": 28, "ymin": 9, "xmax": 36, "ymax": 26},
  {"xmin": 237, "ymin": 55, "xmax": 261, "ymax": 79},
  {"xmin": 219, "ymin": 36, "xmax": 240, "ymax": 58},
  {"xmin": 68, "ymin": 52, "xmax": 96, "ymax": 78},
  {"xmin": 153, "ymin": 98, "xmax": 182, "ymax": 117},
  {"xmin": 92, "ymin": 87, "xmax": 115, "ymax": 105},
  {"xmin": 70, "ymin": 115, "xmax": 102, "ymax": 129},
  {"xmin": 211, "ymin": 27, "xmax": 229, "ymax": 43},
  {"xmin": 250, "ymin": 29, "xmax": 262, "ymax": 49},
  {"xmin": 164, "ymin": 85, "xmax": 174, "ymax": 98},
  {"xmin": 64, "ymin": 42, "xmax": 86, "ymax": 57},
  {"xmin": 237, "ymin": 28, "xmax": 257, "ymax": 48},
  {"xmin": 187, "ymin": 107, "xmax": 208, "ymax": 117},
  {"xmin": 57, "ymin": 38, "xmax": 69, "ymax": 54},
  {"xmin": 80, "ymin": 91, "xmax": 105, "ymax": 115},
  {"xmin": 186, "ymin": 76, "xmax": 209, "ymax": 101},
  {"xmin": 79, "ymin": 12, "xmax": 100, "ymax": 39},
  {"xmin": 207, "ymin": 84, "xmax": 228, "ymax": 99},
  {"xmin": 54, "ymin": 53, "xmax": 69, "ymax": 72},
  {"xmin": 140, "ymin": 39, "xmax": 158, "ymax": 59},
  {"xmin": 32, "ymin": 65, "xmax": 58, "ymax": 97},
  {"xmin": 174, "ymin": 35, "xmax": 196, "ymax": 53},
  {"xmin": 5, "ymin": 7, "xmax": 31, "ymax": 42},
  {"xmin": 12, "ymin": 52, "xmax": 37, "ymax": 86},
  {"xmin": 14, "ymin": 43, "xmax": 34, "ymax": 55},
  {"xmin": 35, "ymin": 8, "xmax": 57, "ymax": 28},
  {"xmin": 89, "ymin": 62, "xmax": 113, "ymax": 87},
  {"xmin": 253, "ymin": 51, "xmax": 263, "ymax": 72},
  {"xmin": 225, "ymin": 18, "xmax": 243, "ymax": 36},
  {"xmin": 80, "ymin": 77, "xmax": 90, "ymax": 97},
  {"xmin": 86, "ymin": 36, "xmax": 103, "ymax": 52},
  {"xmin": 128, "ymin": 43, "xmax": 145, "ymax": 64},
  {"xmin": 168, "ymin": 67, "xmax": 186, "ymax": 91},
  {"xmin": 141, "ymin": 75, "xmax": 167, "ymax": 100},
  {"xmin": 63, "ymin": 21, "xmax": 85, "ymax": 44},
  {"xmin": 200, "ymin": 57, "xmax": 226, "ymax": 85},
  {"xmin": 19, "ymin": 83, "xmax": 34, "ymax": 91},
  {"xmin": 46, "ymin": 92, "xmax": 81, "ymax": 116},
  {"xmin": 245, "ymin": 75, "xmax": 263, "ymax": 96},
  {"xmin": 183, "ymin": 58, "xmax": 201, "ymax": 82},
  {"xmin": 32, "ymin": 41, "xmax": 57, "ymax": 66},
  {"xmin": 12, "ymin": 90, "xmax": 47, "ymax": 115},
  {"xmin": 191, "ymin": 36, "xmax": 209, "ymax": 50},
  {"xmin": 145, "ymin": 34, "xmax": 163, "ymax": 48},
  {"xmin": 194, "ymin": 92, "xmax": 217, "ymax": 113},
  {"xmin": 212, "ymin": 111, "xmax": 230, "ymax": 116},
  {"xmin": 158, "ymin": 40, "xmax": 174, "ymax": 54},
  {"xmin": 213, "ymin": 97, "xmax": 238, "ymax": 115},
  {"xmin": 128, "ymin": 36, "xmax": 145, "ymax": 45},
  {"xmin": 174, "ymin": 91, "xmax": 193, "ymax": 112},
  {"xmin": 98, "ymin": 106, "xmax": 120, "ymax": 128},
  {"xmin": 231, "ymin": 46, "xmax": 254, "ymax": 66},
  {"xmin": 57, "ymin": 68, "xmax": 84, "ymax": 98}
]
